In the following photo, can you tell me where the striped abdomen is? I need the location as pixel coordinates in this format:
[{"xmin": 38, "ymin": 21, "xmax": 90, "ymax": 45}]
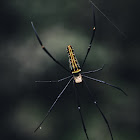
[{"xmin": 67, "ymin": 45, "xmax": 81, "ymax": 74}]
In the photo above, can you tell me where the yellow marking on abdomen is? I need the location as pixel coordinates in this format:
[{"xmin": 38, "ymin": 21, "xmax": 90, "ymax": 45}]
[{"xmin": 67, "ymin": 45, "xmax": 81, "ymax": 74}]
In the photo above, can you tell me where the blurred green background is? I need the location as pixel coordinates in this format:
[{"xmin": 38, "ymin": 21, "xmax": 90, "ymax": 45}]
[{"xmin": 1, "ymin": 0, "xmax": 140, "ymax": 140}]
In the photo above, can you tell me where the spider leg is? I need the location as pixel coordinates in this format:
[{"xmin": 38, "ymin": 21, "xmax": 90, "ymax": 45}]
[
  {"xmin": 82, "ymin": 64, "xmax": 104, "ymax": 74},
  {"xmin": 73, "ymin": 82, "xmax": 90, "ymax": 140},
  {"xmin": 89, "ymin": 0, "xmax": 126, "ymax": 38},
  {"xmin": 81, "ymin": 5, "xmax": 96, "ymax": 69},
  {"xmin": 31, "ymin": 22, "xmax": 70, "ymax": 73},
  {"xmin": 83, "ymin": 79, "xmax": 113, "ymax": 140},
  {"xmin": 35, "ymin": 75, "xmax": 72, "ymax": 83},
  {"xmin": 34, "ymin": 77, "xmax": 73, "ymax": 133},
  {"xmin": 82, "ymin": 75, "xmax": 127, "ymax": 96}
]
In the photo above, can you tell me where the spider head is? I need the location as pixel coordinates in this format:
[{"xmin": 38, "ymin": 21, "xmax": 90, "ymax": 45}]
[{"xmin": 73, "ymin": 72, "xmax": 82, "ymax": 83}]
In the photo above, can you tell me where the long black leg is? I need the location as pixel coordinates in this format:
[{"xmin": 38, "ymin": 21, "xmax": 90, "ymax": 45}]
[
  {"xmin": 89, "ymin": 0, "xmax": 126, "ymax": 38},
  {"xmin": 83, "ymin": 79, "xmax": 113, "ymax": 140},
  {"xmin": 31, "ymin": 22, "xmax": 70, "ymax": 73},
  {"xmin": 81, "ymin": 5, "xmax": 96, "ymax": 69},
  {"xmin": 34, "ymin": 77, "xmax": 73, "ymax": 133},
  {"xmin": 35, "ymin": 75, "xmax": 72, "ymax": 83},
  {"xmin": 73, "ymin": 82, "xmax": 90, "ymax": 140},
  {"xmin": 83, "ymin": 75, "xmax": 127, "ymax": 96},
  {"xmin": 82, "ymin": 64, "xmax": 104, "ymax": 74}
]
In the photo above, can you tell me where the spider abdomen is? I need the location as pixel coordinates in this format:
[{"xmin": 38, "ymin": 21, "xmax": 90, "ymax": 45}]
[{"xmin": 67, "ymin": 45, "xmax": 81, "ymax": 74}]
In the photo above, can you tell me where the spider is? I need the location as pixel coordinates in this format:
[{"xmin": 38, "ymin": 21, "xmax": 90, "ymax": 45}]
[{"xmin": 31, "ymin": 1, "xmax": 127, "ymax": 140}]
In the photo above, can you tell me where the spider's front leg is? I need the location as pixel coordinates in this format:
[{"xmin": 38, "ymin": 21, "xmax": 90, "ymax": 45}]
[
  {"xmin": 83, "ymin": 79, "xmax": 114, "ymax": 140},
  {"xmin": 73, "ymin": 82, "xmax": 90, "ymax": 140},
  {"xmin": 83, "ymin": 75, "xmax": 127, "ymax": 96},
  {"xmin": 34, "ymin": 77, "xmax": 73, "ymax": 133}
]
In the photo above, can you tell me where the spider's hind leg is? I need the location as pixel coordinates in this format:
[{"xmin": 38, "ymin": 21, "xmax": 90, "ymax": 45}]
[{"xmin": 81, "ymin": 4, "xmax": 96, "ymax": 69}]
